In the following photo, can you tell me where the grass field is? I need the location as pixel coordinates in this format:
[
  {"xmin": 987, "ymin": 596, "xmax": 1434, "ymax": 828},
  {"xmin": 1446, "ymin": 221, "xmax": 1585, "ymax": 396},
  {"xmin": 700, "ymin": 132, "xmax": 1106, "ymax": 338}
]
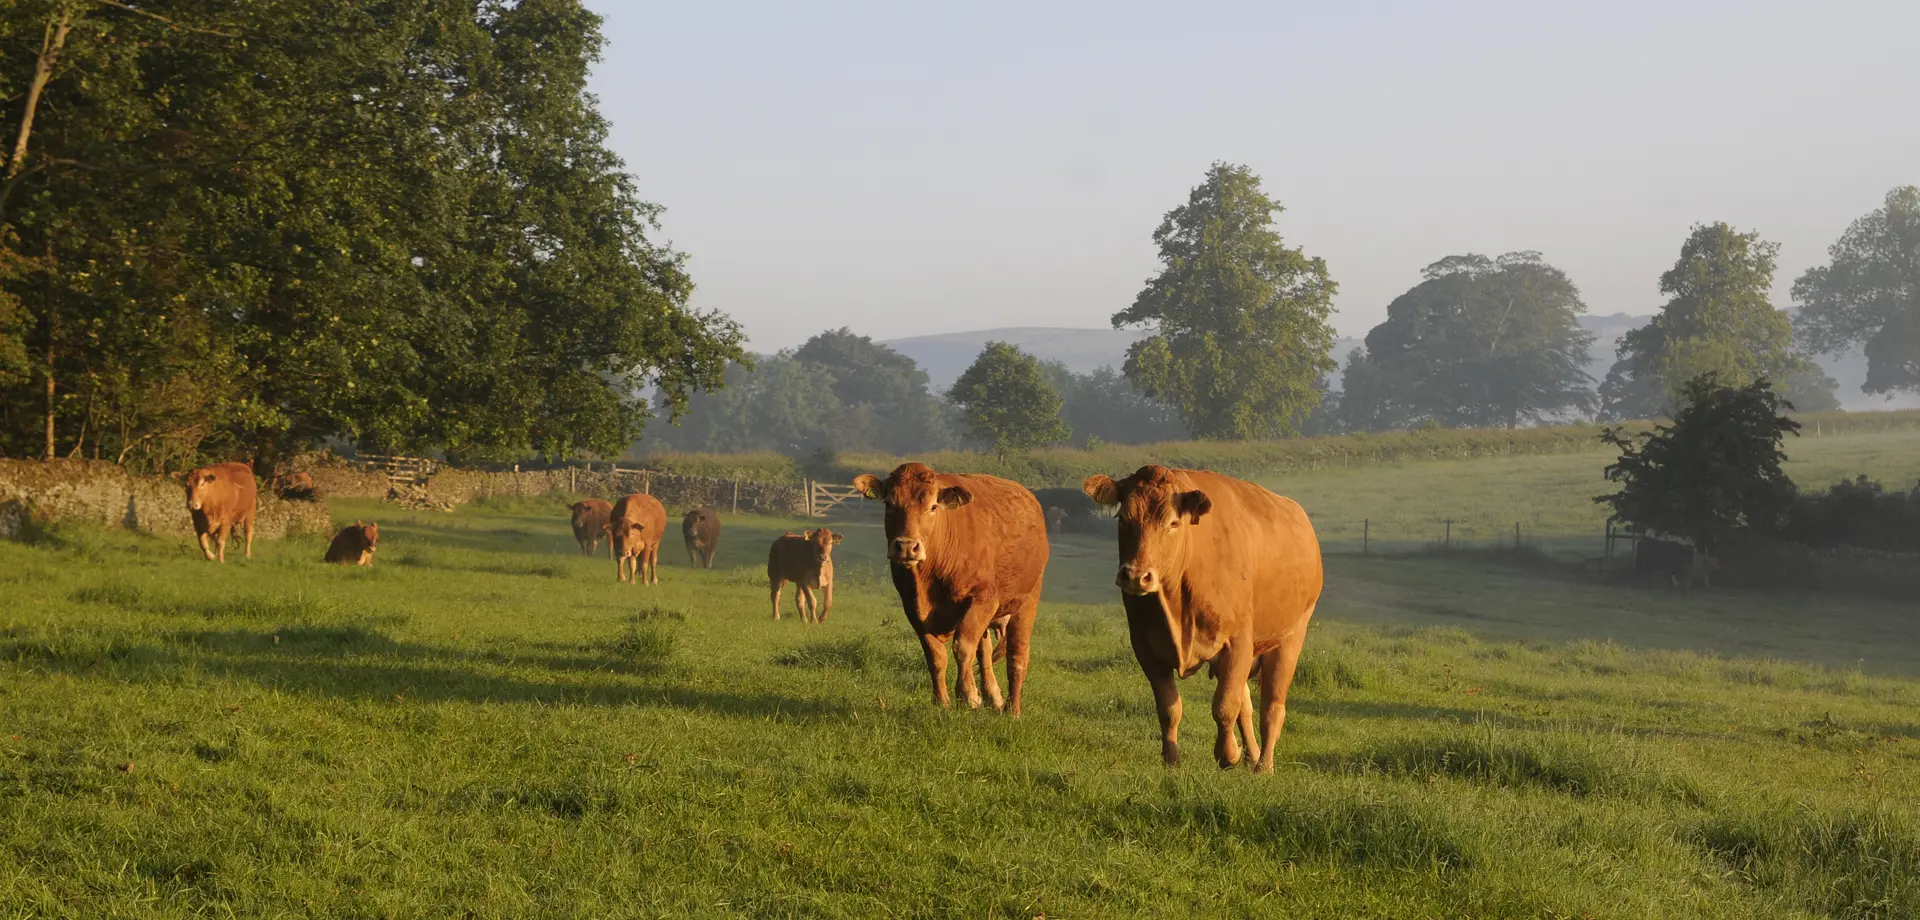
[{"xmin": 4, "ymin": 439, "xmax": 1919, "ymax": 918}]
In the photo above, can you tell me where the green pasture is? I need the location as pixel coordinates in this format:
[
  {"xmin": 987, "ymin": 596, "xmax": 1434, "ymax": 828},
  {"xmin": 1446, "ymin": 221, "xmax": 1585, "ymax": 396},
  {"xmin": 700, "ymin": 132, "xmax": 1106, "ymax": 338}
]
[{"xmin": 3, "ymin": 434, "xmax": 1919, "ymax": 917}]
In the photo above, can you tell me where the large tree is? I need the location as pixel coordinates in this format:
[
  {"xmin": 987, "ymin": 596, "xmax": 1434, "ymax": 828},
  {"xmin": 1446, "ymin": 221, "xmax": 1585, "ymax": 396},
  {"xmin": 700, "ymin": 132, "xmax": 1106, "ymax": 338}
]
[
  {"xmin": 1794, "ymin": 186, "xmax": 1920, "ymax": 396},
  {"xmin": 1341, "ymin": 252, "xmax": 1595, "ymax": 430},
  {"xmin": 1115, "ymin": 162, "xmax": 1337, "ymax": 439},
  {"xmin": 1041, "ymin": 362, "xmax": 1186, "ymax": 446},
  {"xmin": 1595, "ymin": 375, "xmax": 1800, "ymax": 553},
  {"xmin": 791, "ymin": 328, "xmax": 953, "ymax": 452},
  {"xmin": 0, "ymin": 0, "xmax": 740, "ymax": 468},
  {"xmin": 948, "ymin": 342, "xmax": 1069, "ymax": 454},
  {"xmin": 1599, "ymin": 223, "xmax": 1834, "ymax": 420}
]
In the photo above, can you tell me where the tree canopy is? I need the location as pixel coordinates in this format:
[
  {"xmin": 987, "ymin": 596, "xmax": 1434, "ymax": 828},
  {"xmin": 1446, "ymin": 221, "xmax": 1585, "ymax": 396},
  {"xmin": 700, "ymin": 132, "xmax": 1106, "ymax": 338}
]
[
  {"xmin": 1340, "ymin": 252, "xmax": 1594, "ymax": 430},
  {"xmin": 1595, "ymin": 375, "xmax": 1800, "ymax": 552},
  {"xmin": 789, "ymin": 328, "xmax": 952, "ymax": 453},
  {"xmin": 949, "ymin": 342, "xmax": 1069, "ymax": 454},
  {"xmin": 1041, "ymin": 362, "xmax": 1187, "ymax": 446},
  {"xmin": 0, "ymin": 0, "xmax": 741, "ymax": 469},
  {"xmin": 1115, "ymin": 162, "xmax": 1337, "ymax": 440},
  {"xmin": 1793, "ymin": 186, "xmax": 1920, "ymax": 396},
  {"xmin": 1599, "ymin": 223, "xmax": 1833, "ymax": 420}
]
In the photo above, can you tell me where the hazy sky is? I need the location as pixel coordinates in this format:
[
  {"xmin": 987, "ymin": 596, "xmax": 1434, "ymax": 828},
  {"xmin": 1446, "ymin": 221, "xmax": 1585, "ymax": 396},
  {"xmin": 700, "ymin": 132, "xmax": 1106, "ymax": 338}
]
[{"xmin": 587, "ymin": 1, "xmax": 1919, "ymax": 353}]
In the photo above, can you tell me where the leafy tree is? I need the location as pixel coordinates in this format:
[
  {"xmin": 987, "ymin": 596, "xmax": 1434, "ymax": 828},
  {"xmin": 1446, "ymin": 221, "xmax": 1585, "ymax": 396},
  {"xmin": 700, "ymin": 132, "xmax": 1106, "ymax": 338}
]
[
  {"xmin": 1595, "ymin": 375, "xmax": 1800, "ymax": 552},
  {"xmin": 1115, "ymin": 162, "xmax": 1337, "ymax": 439},
  {"xmin": 1342, "ymin": 252, "xmax": 1594, "ymax": 430},
  {"xmin": 949, "ymin": 342, "xmax": 1069, "ymax": 453},
  {"xmin": 1040, "ymin": 361, "xmax": 1186, "ymax": 445},
  {"xmin": 652, "ymin": 354, "xmax": 836, "ymax": 454},
  {"xmin": 0, "ymin": 0, "xmax": 741, "ymax": 468},
  {"xmin": 1793, "ymin": 186, "xmax": 1920, "ymax": 396},
  {"xmin": 1599, "ymin": 223, "xmax": 1832, "ymax": 420},
  {"xmin": 791, "ymin": 328, "xmax": 953, "ymax": 452}
]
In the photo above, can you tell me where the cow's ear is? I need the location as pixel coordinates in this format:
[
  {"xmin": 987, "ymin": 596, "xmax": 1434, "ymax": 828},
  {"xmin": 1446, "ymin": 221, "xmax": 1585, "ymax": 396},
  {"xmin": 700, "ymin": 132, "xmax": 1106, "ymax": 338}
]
[
  {"xmin": 802, "ymin": 529, "xmax": 814, "ymax": 539},
  {"xmin": 852, "ymin": 474, "xmax": 882, "ymax": 500},
  {"xmin": 1176, "ymin": 490, "xmax": 1212, "ymax": 525},
  {"xmin": 1083, "ymin": 475, "xmax": 1119, "ymax": 506},
  {"xmin": 829, "ymin": 532, "xmax": 843, "ymax": 545},
  {"xmin": 937, "ymin": 484, "xmax": 972, "ymax": 509}
]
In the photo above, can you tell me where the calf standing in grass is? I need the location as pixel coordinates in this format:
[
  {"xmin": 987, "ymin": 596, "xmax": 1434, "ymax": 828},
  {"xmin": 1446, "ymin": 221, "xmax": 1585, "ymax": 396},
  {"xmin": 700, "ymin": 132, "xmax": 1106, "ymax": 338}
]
[
  {"xmin": 682, "ymin": 507, "xmax": 722, "ymax": 569},
  {"xmin": 1084, "ymin": 464, "xmax": 1323, "ymax": 772},
  {"xmin": 324, "ymin": 521, "xmax": 379, "ymax": 565},
  {"xmin": 570, "ymin": 499, "xmax": 614, "ymax": 556},
  {"xmin": 768, "ymin": 529, "xmax": 841, "ymax": 623},
  {"xmin": 608, "ymin": 493, "xmax": 667, "ymax": 584},
  {"xmin": 854, "ymin": 462, "xmax": 1048, "ymax": 716},
  {"xmin": 183, "ymin": 462, "xmax": 257, "ymax": 563}
]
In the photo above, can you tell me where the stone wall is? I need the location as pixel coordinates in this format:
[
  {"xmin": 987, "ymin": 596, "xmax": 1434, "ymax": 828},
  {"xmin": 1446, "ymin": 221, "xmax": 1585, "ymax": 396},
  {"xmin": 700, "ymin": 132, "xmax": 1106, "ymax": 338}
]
[
  {"xmin": 0, "ymin": 460, "xmax": 332, "ymax": 541},
  {"xmin": 415, "ymin": 467, "xmax": 805, "ymax": 515}
]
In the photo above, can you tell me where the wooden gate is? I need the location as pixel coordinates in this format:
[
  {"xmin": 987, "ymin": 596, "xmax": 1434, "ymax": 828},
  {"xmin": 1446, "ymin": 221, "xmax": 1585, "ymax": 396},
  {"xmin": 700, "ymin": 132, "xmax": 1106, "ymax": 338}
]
[
  {"xmin": 359, "ymin": 454, "xmax": 439, "ymax": 488},
  {"xmin": 805, "ymin": 481, "xmax": 868, "ymax": 518}
]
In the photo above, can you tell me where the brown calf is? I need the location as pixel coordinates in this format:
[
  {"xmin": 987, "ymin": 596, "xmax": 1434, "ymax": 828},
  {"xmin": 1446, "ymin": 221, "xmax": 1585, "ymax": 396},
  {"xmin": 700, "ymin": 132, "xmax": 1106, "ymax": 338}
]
[
  {"xmin": 853, "ymin": 463, "xmax": 1048, "ymax": 716},
  {"xmin": 324, "ymin": 521, "xmax": 379, "ymax": 565},
  {"xmin": 1085, "ymin": 464, "xmax": 1323, "ymax": 772},
  {"xmin": 1045, "ymin": 505, "xmax": 1066, "ymax": 540},
  {"xmin": 183, "ymin": 462, "xmax": 257, "ymax": 563},
  {"xmin": 273, "ymin": 470, "xmax": 316, "ymax": 499},
  {"xmin": 768, "ymin": 529, "xmax": 841, "ymax": 623},
  {"xmin": 570, "ymin": 499, "xmax": 614, "ymax": 556},
  {"xmin": 608, "ymin": 493, "xmax": 667, "ymax": 584},
  {"xmin": 682, "ymin": 507, "xmax": 722, "ymax": 569}
]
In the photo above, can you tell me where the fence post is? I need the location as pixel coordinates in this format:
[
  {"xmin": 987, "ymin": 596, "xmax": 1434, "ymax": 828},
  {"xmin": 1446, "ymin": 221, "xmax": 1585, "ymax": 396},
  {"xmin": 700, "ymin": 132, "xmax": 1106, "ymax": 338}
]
[
  {"xmin": 1444, "ymin": 519, "xmax": 1452, "ymax": 550},
  {"xmin": 1514, "ymin": 521, "xmax": 1521, "ymax": 550},
  {"xmin": 1604, "ymin": 521, "xmax": 1613, "ymax": 570},
  {"xmin": 732, "ymin": 480, "xmax": 740, "ymax": 514},
  {"xmin": 804, "ymin": 479, "xmax": 813, "ymax": 518},
  {"xmin": 1362, "ymin": 518, "xmax": 1369, "ymax": 557},
  {"xmin": 643, "ymin": 471, "xmax": 651, "ymax": 495}
]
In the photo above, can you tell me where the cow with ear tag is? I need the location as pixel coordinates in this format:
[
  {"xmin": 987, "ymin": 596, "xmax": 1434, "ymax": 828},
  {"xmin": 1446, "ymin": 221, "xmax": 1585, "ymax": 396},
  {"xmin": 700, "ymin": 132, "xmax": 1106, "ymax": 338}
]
[
  {"xmin": 852, "ymin": 462, "xmax": 1049, "ymax": 716},
  {"xmin": 1083, "ymin": 464, "xmax": 1322, "ymax": 773}
]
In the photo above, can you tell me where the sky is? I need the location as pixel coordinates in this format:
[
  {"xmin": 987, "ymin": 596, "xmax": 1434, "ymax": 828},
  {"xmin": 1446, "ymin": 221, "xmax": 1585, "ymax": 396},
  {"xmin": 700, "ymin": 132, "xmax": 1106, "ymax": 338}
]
[{"xmin": 586, "ymin": 1, "xmax": 1920, "ymax": 353}]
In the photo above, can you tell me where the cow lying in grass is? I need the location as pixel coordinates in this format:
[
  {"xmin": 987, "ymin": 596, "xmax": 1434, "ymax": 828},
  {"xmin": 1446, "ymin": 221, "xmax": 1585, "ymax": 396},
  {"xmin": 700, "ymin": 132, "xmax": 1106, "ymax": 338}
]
[{"xmin": 324, "ymin": 521, "xmax": 379, "ymax": 566}]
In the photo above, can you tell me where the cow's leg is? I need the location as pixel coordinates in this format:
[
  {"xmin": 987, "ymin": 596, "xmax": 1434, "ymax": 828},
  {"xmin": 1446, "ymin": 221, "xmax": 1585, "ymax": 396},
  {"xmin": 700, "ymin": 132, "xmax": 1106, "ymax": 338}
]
[
  {"xmin": 686, "ymin": 542, "xmax": 698, "ymax": 567},
  {"xmin": 1211, "ymin": 645, "xmax": 1254, "ymax": 769},
  {"xmin": 214, "ymin": 523, "xmax": 229, "ymax": 563},
  {"xmin": 1145, "ymin": 667, "xmax": 1182, "ymax": 766},
  {"xmin": 197, "ymin": 529, "xmax": 216, "ymax": 562},
  {"xmin": 646, "ymin": 546, "xmax": 659, "ymax": 585},
  {"xmin": 243, "ymin": 514, "xmax": 254, "ymax": 559},
  {"xmin": 1002, "ymin": 598, "xmax": 1038, "ymax": 717},
  {"xmin": 797, "ymin": 584, "xmax": 814, "ymax": 623},
  {"xmin": 976, "ymin": 621, "xmax": 1005, "ymax": 712},
  {"xmin": 950, "ymin": 592, "xmax": 1001, "ymax": 709},
  {"xmin": 918, "ymin": 632, "xmax": 952, "ymax": 708},
  {"xmin": 1254, "ymin": 629, "xmax": 1309, "ymax": 774},
  {"xmin": 770, "ymin": 578, "xmax": 785, "ymax": 620}
]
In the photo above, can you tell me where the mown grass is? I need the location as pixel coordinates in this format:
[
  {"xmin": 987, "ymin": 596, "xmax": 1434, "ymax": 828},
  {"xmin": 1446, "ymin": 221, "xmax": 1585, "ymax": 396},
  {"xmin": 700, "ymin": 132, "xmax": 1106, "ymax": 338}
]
[{"xmin": 2, "ymin": 470, "xmax": 1917, "ymax": 917}]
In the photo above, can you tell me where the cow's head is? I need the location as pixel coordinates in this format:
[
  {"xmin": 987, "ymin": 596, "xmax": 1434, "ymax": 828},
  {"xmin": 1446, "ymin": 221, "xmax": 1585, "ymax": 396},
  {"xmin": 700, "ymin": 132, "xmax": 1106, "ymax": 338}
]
[
  {"xmin": 853, "ymin": 463, "xmax": 972, "ymax": 569},
  {"xmin": 184, "ymin": 467, "xmax": 220, "ymax": 512},
  {"xmin": 1083, "ymin": 465, "xmax": 1212, "ymax": 596},
  {"xmin": 804, "ymin": 528, "xmax": 843, "ymax": 567},
  {"xmin": 359, "ymin": 521, "xmax": 379, "ymax": 549}
]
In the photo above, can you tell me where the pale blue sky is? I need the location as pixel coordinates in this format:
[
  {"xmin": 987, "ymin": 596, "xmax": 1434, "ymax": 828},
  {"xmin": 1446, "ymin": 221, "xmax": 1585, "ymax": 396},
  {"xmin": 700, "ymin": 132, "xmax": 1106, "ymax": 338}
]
[{"xmin": 587, "ymin": 1, "xmax": 1919, "ymax": 352}]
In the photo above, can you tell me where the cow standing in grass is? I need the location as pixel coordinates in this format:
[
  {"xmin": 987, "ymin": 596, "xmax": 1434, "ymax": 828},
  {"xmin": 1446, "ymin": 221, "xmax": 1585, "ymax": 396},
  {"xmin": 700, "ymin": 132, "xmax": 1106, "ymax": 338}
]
[
  {"xmin": 183, "ymin": 462, "xmax": 257, "ymax": 563},
  {"xmin": 682, "ymin": 507, "xmax": 722, "ymax": 569},
  {"xmin": 1084, "ymin": 464, "xmax": 1323, "ymax": 772},
  {"xmin": 608, "ymin": 493, "xmax": 666, "ymax": 584},
  {"xmin": 324, "ymin": 521, "xmax": 379, "ymax": 565},
  {"xmin": 768, "ymin": 528, "xmax": 841, "ymax": 623},
  {"xmin": 570, "ymin": 499, "xmax": 614, "ymax": 556},
  {"xmin": 853, "ymin": 463, "xmax": 1048, "ymax": 716}
]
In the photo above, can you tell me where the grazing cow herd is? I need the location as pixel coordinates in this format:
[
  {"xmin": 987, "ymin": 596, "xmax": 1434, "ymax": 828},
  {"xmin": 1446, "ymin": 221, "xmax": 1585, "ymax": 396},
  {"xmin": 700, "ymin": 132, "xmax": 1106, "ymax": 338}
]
[{"xmin": 167, "ymin": 459, "xmax": 1723, "ymax": 768}]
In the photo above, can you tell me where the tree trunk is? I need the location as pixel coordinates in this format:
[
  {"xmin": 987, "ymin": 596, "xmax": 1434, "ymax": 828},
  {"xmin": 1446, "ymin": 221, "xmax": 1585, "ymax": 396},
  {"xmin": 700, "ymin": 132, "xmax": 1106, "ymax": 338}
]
[{"xmin": 2, "ymin": 10, "xmax": 74, "ymax": 221}]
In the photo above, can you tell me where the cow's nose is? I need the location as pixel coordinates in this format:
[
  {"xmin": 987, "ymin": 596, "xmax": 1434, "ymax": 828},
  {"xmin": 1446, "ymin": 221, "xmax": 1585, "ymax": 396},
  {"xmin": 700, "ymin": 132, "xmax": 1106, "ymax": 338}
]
[
  {"xmin": 890, "ymin": 538, "xmax": 924, "ymax": 563},
  {"xmin": 1118, "ymin": 565, "xmax": 1159, "ymax": 595}
]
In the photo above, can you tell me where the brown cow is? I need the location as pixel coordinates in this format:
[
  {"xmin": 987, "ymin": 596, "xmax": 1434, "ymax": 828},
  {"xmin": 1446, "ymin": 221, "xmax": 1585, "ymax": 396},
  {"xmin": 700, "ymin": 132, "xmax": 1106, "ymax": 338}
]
[
  {"xmin": 1084, "ymin": 464, "xmax": 1323, "ymax": 772},
  {"xmin": 1045, "ymin": 505, "xmax": 1067, "ymax": 540},
  {"xmin": 682, "ymin": 507, "xmax": 722, "ymax": 569},
  {"xmin": 1683, "ymin": 553, "xmax": 1720, "ymax": 594},
  {"xmin": 569, "ymin": 500, "xmax": 614, "ymax": 556},
  {"xmin": 324, "ymin": 521, "xmax": 379, "ymax": 565},
  {"xmin": 183, "ymin": 462, "xmax": 257, "ymax": 562},
  {"xmin": 273, "ymin": 470, "xmax": 316, "ymax": 499},
  {"xmin": 768, "ymin": 528, "xmax": 841, "ymax": 623},
  {"xmin": 853, "ymin": 463, "xmax": 1048, "ymax": 716},
  {"xmin": 607, "ymin": 493, "xmax": 667, "ymax": 584}
]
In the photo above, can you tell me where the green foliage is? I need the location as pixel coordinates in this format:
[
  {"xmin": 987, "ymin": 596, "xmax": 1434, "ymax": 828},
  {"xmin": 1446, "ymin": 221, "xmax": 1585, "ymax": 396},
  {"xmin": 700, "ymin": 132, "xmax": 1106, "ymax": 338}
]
[
  {"xmin": 1116, "ymin": 162, "xmax": 1337, "ymax": 439},
  {"xmin": 949, "ymin": 341, "xmax": 1070, "ymax": 453},
  {"xmin": 1794, "ymin": 185, "xmax": 1920, "ymax": 396},
  {"xmin": 0, "ymin": 0, "xmax": 740, "ymax": 468},
  {"xmin": 1601, "ymin": 223, "xmax": 1831, "ymax": 420},
  {"xmin": 790, "ymin": 328, "xmax": 953, "ymax": 453},
  {"xmin": 1342, "ymin": 252, "xmax": 1596, "ymax": 431},
  {"xmin": 1040, "ymin": 361, "xmax": 1186, "ymax": 445},
  {"xmin": 1596, "ymin": 376, "xmax": 1801, "ymax": 550}
]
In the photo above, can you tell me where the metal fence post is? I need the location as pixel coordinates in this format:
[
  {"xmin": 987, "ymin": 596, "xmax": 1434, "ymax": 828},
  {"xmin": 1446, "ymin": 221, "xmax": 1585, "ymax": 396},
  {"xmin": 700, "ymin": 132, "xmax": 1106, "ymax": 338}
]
[
  {"xmin": 1514, "ymin": 521, "xmax": 1521, "ymax": 550},
  {"xmin": 1362, "ymin": 518, "xmax": 1369, "ymax": 557},
  {"xmin": 1444, "ymin": 519, "xmax": 1452, "ymax": 550}
]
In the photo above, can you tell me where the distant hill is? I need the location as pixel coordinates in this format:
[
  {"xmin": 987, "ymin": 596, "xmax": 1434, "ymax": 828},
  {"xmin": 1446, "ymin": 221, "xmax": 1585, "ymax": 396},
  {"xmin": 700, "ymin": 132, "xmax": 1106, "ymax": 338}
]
[{"xmin": 886, "ymin": 320, "xmax": 1919, "ymax": 411}]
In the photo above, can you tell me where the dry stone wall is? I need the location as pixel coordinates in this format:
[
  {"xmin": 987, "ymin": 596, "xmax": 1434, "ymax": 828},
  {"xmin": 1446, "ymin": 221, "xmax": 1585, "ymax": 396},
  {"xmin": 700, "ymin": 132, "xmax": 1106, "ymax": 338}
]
[{"xmin": 0, "ymin": 460, "xmax": 332, "ymax": 541}]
